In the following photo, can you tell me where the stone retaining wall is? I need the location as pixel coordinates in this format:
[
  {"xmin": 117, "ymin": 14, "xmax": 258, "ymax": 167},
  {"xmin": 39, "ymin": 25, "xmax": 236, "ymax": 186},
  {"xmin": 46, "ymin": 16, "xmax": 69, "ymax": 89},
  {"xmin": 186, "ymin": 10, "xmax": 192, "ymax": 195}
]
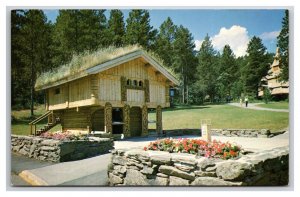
[
  {"xmin": 211, "ymin": 129, "xmax": 277, "ymax": 138},
  {"xmin": 108, "ymin": 146, "xmax": 288, "ymax": 186},
  {"xmin": 11, "ymin": 135, "xmax": 114, "ymax": 162}
]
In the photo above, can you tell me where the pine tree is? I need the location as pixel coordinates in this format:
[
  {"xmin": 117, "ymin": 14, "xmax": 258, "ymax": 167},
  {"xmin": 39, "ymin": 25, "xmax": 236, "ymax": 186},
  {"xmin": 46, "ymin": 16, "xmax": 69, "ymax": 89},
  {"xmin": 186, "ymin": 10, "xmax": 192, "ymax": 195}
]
[
  {"xmin": 217, "ymin": 45, "xmax": 237, "ymax": 100},
  {"xmin": 11, "ymin": 10, "xmax": 52, "ymax": 115},
  {"xmin": 173, "ymin": 25, "xmax": 197, "ymax": 104},
  {"xmin": 154, "ymin": 17, "xmax": 176, "ymax": 67},
  {"xmin": 52, "ymin": 10, "xmax": 108, "ymax": 66},
  {"xmin": 277, "ymin": 10, "xmax": 289, "ymax": 81},
  {"xmin": 107, "ymin": 10, "xmax": 125, "ymax": 47},
  {"xmin": 242, "ymin": 36, "xmax": 269, "ymax": 98},
  {"xmin": 11, "ymin": 10, "xmax": 27, "ymax": 108},
  {"xmin": 196, "ymin": 34, "xmax": 219, "ymax": 103},
  {"xmin": 125, "ymin": 10, "xmax": 157, "ymax": 49}
]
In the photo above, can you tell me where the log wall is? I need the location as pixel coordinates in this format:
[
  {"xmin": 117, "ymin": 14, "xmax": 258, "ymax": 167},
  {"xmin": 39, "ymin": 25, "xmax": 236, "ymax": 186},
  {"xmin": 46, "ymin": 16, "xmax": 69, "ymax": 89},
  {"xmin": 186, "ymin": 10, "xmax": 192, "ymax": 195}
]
[{"xmin": 47, "ymin": 57, "xmax": 171, "ymax": 110}]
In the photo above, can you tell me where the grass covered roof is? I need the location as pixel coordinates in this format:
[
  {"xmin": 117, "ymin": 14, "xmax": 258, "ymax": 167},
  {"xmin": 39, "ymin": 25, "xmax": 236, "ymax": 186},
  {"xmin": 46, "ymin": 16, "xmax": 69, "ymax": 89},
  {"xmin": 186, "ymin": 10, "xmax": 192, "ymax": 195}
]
[{"xmin": 35, "ymin": 45, "xmax": 178, "ymax": 90}]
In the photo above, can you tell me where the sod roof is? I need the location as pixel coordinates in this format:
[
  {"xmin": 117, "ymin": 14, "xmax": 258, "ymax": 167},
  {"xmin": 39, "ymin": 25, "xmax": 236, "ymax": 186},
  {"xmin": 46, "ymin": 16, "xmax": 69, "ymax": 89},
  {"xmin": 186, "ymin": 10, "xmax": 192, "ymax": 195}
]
[{"xmin": 35, "ymin": 45, "xmax": 179, "ymax": 90}]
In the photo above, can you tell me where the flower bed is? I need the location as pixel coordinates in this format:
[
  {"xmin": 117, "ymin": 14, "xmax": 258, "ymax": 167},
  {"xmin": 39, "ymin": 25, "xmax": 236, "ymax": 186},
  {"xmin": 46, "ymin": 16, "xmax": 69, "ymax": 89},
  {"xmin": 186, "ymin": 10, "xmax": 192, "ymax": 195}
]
[
  {"xmin": 144, "ymin": 138, "xmax": 241, "ymax": 159},
  {"xmin": 40, "ymin": 131, "xmax": 87, "ymax": 141}
]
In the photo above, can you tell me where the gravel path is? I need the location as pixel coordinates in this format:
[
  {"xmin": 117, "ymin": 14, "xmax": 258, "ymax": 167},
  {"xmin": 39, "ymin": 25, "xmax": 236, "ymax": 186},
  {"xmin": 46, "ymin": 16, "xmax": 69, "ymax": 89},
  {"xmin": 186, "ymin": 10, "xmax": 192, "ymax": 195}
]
[{"xmin": 228, "ymin": 102, "xmax": 289, "ymax": 112}]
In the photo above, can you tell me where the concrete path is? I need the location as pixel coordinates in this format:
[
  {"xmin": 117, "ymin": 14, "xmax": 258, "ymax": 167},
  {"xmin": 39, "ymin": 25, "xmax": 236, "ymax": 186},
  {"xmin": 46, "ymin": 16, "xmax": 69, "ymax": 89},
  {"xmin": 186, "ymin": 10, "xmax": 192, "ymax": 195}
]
[
  {"xmin": 12, "ymin": 153, "xmax": 111, "ymax": 186},
  {"xmin": 228, "ymin": 102, "xmax": 289, "ymax": 112},
  {"xmin": 12, "ymin": 132, "xmax": 289, "ymax": 186}
]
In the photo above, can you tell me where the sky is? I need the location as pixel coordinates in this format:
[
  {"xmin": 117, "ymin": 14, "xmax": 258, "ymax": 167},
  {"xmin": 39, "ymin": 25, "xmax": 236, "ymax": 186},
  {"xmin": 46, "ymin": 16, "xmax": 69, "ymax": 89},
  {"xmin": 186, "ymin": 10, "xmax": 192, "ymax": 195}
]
[{"xmin": 44, "ymin": 9, "xmax": 285, "ymax": 57}]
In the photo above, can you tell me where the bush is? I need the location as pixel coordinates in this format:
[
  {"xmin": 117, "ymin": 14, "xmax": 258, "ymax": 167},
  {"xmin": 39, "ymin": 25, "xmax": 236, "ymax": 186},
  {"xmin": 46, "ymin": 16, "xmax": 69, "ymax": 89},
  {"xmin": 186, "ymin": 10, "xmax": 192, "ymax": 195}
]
[
  {"xmin": 263, "ymin": 88, "xmax": 272, "ymax": 104},
  {"xmin": 144, "ymin": 138, "xmax": 242, "ymax": 160}
]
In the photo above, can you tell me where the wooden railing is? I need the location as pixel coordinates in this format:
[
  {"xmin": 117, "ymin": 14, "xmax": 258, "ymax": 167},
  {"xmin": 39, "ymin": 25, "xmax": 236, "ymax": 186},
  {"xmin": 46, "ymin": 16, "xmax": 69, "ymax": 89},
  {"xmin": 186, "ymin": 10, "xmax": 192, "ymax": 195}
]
[{"xmin": 29, "ymin": 111, "xmax": 52, "ymax": 136}]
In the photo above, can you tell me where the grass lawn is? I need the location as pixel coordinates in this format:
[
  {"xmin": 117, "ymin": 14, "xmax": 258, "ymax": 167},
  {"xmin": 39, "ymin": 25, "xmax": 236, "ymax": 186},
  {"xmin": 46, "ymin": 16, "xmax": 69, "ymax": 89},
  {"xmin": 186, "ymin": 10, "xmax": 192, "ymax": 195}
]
[
  {"xmin": 148, "ymin": 104, "xmax": 289, "ymax": 133},
  {"xmin": 11, "ymin": 105, "xmax": 61, "ymax": 135},
  {"xmin": 256, "ymin": 102, "xmax": 289, "ymax": 110},
  {"xmin": 11, "ymin": 104, "xmax": 289, "ymax": 135}
]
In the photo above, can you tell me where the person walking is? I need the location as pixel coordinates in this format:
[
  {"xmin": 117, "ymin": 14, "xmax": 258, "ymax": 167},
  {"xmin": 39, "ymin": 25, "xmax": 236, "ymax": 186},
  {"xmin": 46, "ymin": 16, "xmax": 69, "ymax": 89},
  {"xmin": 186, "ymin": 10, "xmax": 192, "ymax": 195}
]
[
  {"xmin": 245, "ymin": 96, "xmax": 249, "ymax": 107},
  {"xmin": 240, "ymin": 98, "xmax": 243, "ymax": 107}
]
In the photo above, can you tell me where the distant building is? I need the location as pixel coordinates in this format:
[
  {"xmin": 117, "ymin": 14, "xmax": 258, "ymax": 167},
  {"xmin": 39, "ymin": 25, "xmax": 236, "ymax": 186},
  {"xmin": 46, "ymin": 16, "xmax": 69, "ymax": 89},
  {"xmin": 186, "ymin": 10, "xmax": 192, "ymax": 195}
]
[{"xmin": 258, "ymin": 47, "xmax": 289, "ymax": 99}]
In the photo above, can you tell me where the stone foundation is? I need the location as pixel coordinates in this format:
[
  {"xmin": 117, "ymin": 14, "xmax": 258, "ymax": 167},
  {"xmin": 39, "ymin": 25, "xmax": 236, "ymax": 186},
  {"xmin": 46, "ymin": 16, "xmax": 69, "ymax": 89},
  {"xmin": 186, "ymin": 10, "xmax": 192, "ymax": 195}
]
[
  {"xmin": 11, "ymin": 135, "xmax": 114, "ymax": 162},
  {"xmin": 108, "ymin": 146, "xmax": 288, "ymax": 186}
]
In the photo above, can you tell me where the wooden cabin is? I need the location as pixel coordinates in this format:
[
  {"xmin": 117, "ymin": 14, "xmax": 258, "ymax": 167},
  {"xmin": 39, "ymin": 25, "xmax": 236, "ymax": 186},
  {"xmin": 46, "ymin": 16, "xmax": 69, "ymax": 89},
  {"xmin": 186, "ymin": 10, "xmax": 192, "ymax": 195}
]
[
  {"xmin": 258, "ymin": 47, "xmax": 289, "ymax": 99},
  {"xmin": 33, "ymin": 46, "xmax": 179, "ymax": 137}
]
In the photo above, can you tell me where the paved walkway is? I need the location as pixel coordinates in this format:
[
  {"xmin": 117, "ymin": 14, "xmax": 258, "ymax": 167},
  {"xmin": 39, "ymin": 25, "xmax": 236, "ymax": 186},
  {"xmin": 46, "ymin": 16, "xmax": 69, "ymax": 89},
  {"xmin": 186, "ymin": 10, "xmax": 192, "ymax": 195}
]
[
  {"xmin": 228, "ymin": 102, "xmax": 289, "ymax": 112},
  {"xmin": 12, "ymin": 132, "xmax": 289, "ymax": 186},
  {"xmin": 11, "ymin": 152, "xmax": 111, "ymax": 186}
]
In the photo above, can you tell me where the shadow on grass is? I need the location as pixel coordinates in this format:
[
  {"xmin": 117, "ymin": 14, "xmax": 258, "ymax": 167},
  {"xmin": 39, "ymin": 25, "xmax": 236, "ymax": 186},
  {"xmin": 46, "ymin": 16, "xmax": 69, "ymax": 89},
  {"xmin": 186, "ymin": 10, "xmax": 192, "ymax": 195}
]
[{"xmin": 148, "ymin": 105, "xmax": 210, "ymax": 113}]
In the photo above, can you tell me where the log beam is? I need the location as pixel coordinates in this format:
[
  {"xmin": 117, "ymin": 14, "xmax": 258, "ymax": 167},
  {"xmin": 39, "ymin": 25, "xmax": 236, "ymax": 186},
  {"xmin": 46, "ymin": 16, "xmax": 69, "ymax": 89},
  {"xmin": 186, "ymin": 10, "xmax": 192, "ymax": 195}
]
[
  {"xmin": 123, "ymin": 104, "xmax": 131, "ymax": 137},
  {"xmin": 104, "ymin": 102, "xmax": 112, "ymax": 134},
  {"xmin": 156, "ymin": 105, "xmax": 162, "ymax": 135},
  {"xmin": 141, "ymin": 105, "xmax": 148, "ymax": 137}
]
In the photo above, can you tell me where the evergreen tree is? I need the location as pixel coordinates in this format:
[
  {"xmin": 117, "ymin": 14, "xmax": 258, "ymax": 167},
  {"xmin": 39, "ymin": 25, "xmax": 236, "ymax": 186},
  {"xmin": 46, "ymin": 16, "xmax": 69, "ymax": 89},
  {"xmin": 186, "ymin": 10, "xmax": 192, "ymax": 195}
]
[
  {"xmin": 217, "ymin": 45, "xmax": 237, "ymax": 100},
  {"xmin": 172, "ymin": 25, "xmax": 197, "ymax": 104},
  {"xmin": 52, "ymin": 10, "xmax": 107, "ymax": 66},
  {"xmin": 154, "ymin": 17, "xmax": 176, "ymax": 67},
  {"xmin": 125, "ymin": 10, "xmax": 157, "ymax": 49},
  {"xmin": 11, "ymin": 10, "xmax": 52, "ymax": 115},
  {"xmin": 107, "ymin": 10, "xmax": 125, "ymax": 47},
  {"xmin": 11, "ymin": 10, "xmax": 27, "ymax": 108},
  {"xmin": 196, "ymin": 34, "xmax": 219, "ymax": 102},
  {"xmin": 277, "ymin": 10, "xmax": 289, "ymax": 81},
  {"xmin": 242, "ymin": 36, "xmax": 269, "ymax": 98}
]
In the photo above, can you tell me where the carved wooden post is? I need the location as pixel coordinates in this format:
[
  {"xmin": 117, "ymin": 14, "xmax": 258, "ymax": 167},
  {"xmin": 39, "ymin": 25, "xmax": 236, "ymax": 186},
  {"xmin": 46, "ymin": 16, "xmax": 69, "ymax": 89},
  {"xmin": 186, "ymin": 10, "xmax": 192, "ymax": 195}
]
[
  {"xmin": 123, "ymin": 104, "xmax": 130, "ymax": 137},
  {"xmin": 156, "ymin": 105, "xmax": 162, "ymax": 135},
  {"xmin": 104, "ymin": 102, "xmax": 112, "ymax": 134},
  {"xmin": 121, "ymin": 76, "xmax": 127, "ymax": 101},
  {"xmin": 144, "ymin": 79, "xmax": 150, "ymax": 102},
  {"xmin": 141, "ymin": 105, "xmax": 148, "ymax": 136}
]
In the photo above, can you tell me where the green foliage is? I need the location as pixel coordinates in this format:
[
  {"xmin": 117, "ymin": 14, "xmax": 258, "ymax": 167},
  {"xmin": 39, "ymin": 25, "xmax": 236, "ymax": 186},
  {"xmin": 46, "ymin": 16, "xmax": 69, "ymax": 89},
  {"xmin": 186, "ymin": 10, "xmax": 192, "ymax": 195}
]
[
  {"xmin": 172, "ymin": 25, "xmax": 198, "ymax": 104},
  {"xmin": 108, "ymin": 10, "xmax": 126, "ymax": 47},
  {"xmin": 52, "ymin": 10, "xmax": 108, "ymax": 66},
  {"xmin": 11, "ymin": 10, "xmax": 52, "ymax": 115},
  {"xmin": 263, "ymin": 88, "xmax": 272, "ymax": 104},
  {"xmin": 154, "ymin": 17, "xmax": 176, "ymax": 68},
  {"xmin": 241, "ymin": 36, "xmax": 271, "ymax": 98},
  {"xmin": 277, "ymin": 10, "xmax": 289, "ymax": 82},
  {"xmin": 12, "ymin": 9, "xmax": 285, "ymax": 112},
  {"xmin": 124, "ymin": 10, "xmax": 157, "ymax": 50},
  {"xmin": 196, "ymin": 35, "xmax": 219, "ymax": 102}
]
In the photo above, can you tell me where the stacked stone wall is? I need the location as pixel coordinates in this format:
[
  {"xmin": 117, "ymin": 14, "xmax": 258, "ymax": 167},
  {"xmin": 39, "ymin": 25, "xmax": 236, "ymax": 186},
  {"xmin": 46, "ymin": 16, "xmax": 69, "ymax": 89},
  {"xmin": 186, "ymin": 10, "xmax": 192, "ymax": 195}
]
[
  {"xmin": 108, "ymin": 146, "xmax": 288, "ymax": 186},
  {"xmin": 11, "ymin": 135, "xmax": 114, "ymax": 162}
]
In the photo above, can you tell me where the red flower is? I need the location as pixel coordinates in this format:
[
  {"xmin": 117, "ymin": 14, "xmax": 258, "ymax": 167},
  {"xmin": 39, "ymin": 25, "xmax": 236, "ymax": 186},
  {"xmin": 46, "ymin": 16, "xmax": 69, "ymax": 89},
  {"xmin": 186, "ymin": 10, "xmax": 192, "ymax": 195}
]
[
  {"xmin": 229, "ymin": 150, "xmax": 237, "ymax": 157},
  {"xmin": 143, "ymin": 147, "xmax": 147, "ymax": 151}
]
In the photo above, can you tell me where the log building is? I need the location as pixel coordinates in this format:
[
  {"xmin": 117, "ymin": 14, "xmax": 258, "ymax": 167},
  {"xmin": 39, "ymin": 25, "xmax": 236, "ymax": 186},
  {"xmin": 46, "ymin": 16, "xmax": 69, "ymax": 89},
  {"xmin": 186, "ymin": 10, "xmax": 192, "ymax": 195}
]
[{"xmin": 32, "ymin": 46, "xmax": 179, "ymax": 137}]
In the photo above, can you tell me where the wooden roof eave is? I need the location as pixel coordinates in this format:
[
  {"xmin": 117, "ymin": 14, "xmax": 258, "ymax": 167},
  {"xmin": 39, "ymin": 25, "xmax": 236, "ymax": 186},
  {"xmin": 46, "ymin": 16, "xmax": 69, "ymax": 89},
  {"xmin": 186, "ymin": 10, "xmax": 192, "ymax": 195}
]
[
  {"xmin": 35, "ymin": 71, "xmax": 89, "ymax": 91},
  {"xmin": 36, "ymin": 50, "xmax": 180, "ymax": 90},
  {"xmin": 86, "ymin": 50, "xmax": 180, "ymax": 85}
]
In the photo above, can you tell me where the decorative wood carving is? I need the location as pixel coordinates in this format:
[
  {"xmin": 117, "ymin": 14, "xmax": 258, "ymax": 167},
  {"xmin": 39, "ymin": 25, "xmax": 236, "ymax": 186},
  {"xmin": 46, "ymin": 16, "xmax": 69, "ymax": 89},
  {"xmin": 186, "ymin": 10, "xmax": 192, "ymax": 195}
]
[
  {"xmin": 144, "ymin": 79, "xmax": 150, "ymax": 102},
  {"xmin": 121, "ymin": 76, "xmax": 127, "ymax": 101},
  {"xmin": 123, "ymin": 104, "xmax": 131, "ymax": 137},
  {"xmin": 141, "ymin": 105, "xmax": 148, "ymax": 136},
  {"xmin": 104, "ymin": 102, "xmax": 112, "ymax": 134},
  {"xmin": 156, "ymin": 105, "xmax": 162, "ymax": 135}
]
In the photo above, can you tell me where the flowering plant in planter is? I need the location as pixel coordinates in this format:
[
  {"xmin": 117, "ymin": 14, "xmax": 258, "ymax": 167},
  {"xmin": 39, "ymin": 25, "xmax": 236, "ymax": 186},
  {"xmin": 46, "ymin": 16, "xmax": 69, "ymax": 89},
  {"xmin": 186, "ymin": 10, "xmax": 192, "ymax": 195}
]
[
  {"xmin": 40, "ymin": 131, "xmax": 86, "ymax": 141},
  {"xmin": 144, "ymin": 138, "xmax": 241, "ymax": 160}
]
